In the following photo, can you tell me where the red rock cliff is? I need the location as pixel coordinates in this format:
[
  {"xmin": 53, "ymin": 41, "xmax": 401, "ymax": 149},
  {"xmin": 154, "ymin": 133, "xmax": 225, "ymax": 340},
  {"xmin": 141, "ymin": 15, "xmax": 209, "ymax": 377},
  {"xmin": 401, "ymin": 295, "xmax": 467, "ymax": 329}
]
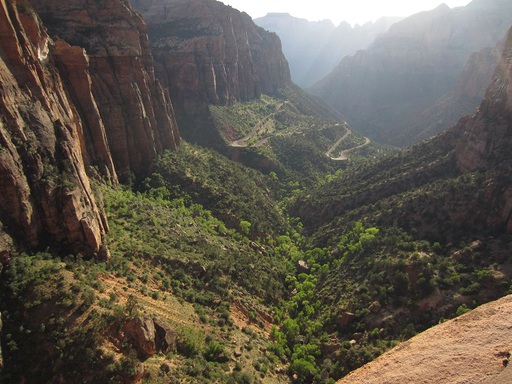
[
  {"xmin": 455, "ymin": 27, "xmax": 512, "ymax": 234},
  {"xmin": 0, "ymin": 0, "xmax": 108, "ymax": 258},
  {"xmin": 130, "ymin": 0, "xmax": 291, "ymax": 141},
  {"xmin": 31, "ymin": 0, "xmax": 180, "ymax": 182}
]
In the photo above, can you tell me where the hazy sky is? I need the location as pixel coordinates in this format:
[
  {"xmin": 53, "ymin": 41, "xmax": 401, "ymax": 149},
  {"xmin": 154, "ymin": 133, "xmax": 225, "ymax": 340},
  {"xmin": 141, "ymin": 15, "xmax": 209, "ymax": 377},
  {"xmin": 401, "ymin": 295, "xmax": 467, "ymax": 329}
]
[{"xmin": 220, "ymin": 0, "xmax": 472, "ymax": 26}]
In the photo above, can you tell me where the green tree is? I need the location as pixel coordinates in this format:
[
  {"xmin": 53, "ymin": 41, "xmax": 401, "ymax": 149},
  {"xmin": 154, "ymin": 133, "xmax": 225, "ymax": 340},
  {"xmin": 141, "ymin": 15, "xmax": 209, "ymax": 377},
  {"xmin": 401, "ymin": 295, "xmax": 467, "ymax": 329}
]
[{"xmin": 240, "ymin": 220, "xmax": 251, "ymax": 235}]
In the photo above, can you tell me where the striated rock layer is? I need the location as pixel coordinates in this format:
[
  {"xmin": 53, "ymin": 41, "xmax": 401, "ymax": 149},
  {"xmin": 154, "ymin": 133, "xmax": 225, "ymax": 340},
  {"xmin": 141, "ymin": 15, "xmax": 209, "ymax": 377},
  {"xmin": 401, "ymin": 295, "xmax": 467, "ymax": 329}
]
[
  {"xmin": 0, "ymin": 0, "xmax": 181, "ymax": 258},
  {"xmin": 31, "ymin": 0, "xmax": 180, "ymax": 182},
  {"xmin": 130, "ymin": 0, "xmax": 291, "ymax": 144},
  {"xmin": 0, "ymin": 0, "xmax": 108, "ymax": 258}
]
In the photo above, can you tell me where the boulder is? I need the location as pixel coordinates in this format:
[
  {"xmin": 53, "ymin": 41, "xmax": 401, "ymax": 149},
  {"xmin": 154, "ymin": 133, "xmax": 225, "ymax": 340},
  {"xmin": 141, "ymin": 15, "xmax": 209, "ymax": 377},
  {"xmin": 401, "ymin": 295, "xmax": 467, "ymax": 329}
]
[
  {"xmin": 234, "ymin": 346, "xmax": 243, "ymax": 357},
  {"xmin": 123, "ymin": 317, "xmax": 157, "ymax": 358},
  {"xmin": 297, "ymin": 260, "xmax": 311, "ymax": 274},
  {"xmin": 154, "ymin": 317, "xmax": 177, "ymax": 354},
  {"xmin": 122, "ymin": 317, "xmax": 176, "ymax": 358},
  {"xmin": 369, "ymin": 301, "xmax": 382, "ymax": 314}
]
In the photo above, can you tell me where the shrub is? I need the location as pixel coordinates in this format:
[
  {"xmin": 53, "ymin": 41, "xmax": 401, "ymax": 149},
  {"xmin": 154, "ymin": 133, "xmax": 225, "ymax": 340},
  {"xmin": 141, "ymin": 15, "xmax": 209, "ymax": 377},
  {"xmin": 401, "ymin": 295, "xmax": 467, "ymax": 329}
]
[{"xmin": 203, "ymin": 339, "xmax": 226, "ymax": 362}]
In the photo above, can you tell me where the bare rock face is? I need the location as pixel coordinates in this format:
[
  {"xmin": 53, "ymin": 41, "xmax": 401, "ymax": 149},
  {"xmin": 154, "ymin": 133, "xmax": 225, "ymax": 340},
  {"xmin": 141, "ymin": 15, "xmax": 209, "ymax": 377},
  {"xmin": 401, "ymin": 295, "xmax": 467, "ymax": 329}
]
[
  {"xmin": 123, "ymin": 317, "xmax": 158, "ymax": 357},
  {"xmin": 338, "ymin": 295, "xmax": 512, "ymax": 384},
  {"xmin": 455, "ymin": 27, "xmax": 512, "ymax": 234},
  {"xmin": 455, "ymin": 29, "xmax": 512, "ymax": 172},
  {"xmin": 130, "ymin": 0, "xmax": 291, "ymax": 143},
  {"xmin": 31, "ymin": 0, "xmax": 180, "ymax": 182},
  {"xmin": 122, "ymin": 317, "xmax": 176, "ymax": 358},
  {"xmin": 52, "ymin": 39, "xmax": 118, "ymax": 183},
  {"xmin": 0, "ymin": 0, "xmax": 182, "ymax": 256},
  {"xmin": 153, "ymin": 317, "xmax": 177, "ymax": 353},
  {"xmin": 0, "ymin": 0, "xmax": 108, "ymax": 258}
]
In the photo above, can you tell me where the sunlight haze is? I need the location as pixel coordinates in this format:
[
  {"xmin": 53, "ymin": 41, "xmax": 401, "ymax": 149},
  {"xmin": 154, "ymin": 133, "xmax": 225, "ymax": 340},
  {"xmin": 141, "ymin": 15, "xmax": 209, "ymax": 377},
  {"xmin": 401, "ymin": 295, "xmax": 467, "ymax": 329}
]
[{"xmin": 221, "ymin": 0, "xmax": 472, "ymax": 25}]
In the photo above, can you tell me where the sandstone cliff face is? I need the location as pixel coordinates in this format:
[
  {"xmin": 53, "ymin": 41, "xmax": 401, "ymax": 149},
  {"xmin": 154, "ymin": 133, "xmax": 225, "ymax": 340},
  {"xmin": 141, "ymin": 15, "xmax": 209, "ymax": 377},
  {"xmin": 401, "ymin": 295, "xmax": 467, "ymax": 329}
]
[
  {"xmin": 455, "ymin": 26, "xmax": 512, "ymax": 234},
  {"xmin": 311, "ymin": 1, "xmax": 512, "ymax": 147},
  {"xmin": 456, "ymin": 29, "xmax": 512, "ymax": 172},
  {"xmin": 0, "ymin": 0, "xmax": 182, "ymax": 257},
  {"xmin": 0, "ymin": 0, "xmax": 108, "ymax": 257},
  {"xmin": 31, "ymin": 0, "xmax": 180, "ymax": 182},
  {"xmin": 338, "ymin": 294, "xmax": 512, "ymax": 384},
  {"xmin": 130, "ymin": 0, "xmax": 291, "ymax": 143}
]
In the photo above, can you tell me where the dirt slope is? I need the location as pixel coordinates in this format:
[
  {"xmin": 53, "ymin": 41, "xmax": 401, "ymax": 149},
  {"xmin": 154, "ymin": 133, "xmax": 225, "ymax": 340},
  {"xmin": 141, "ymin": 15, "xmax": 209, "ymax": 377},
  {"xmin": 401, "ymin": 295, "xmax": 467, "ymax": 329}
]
[{"xmin": 338, "ymin": 295, "xmax": 512, "ymax": 384}]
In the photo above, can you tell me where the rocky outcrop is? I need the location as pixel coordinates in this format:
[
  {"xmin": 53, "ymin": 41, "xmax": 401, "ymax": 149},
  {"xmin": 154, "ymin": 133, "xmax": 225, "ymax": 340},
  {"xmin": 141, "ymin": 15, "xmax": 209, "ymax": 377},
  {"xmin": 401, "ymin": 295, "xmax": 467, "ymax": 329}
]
[
  {"xmin": 0, "ymin": 0, "xmax": 182, "ymax": 257},
  {"xmin": 0, "ymin": 0, "xmax": 108, "ymax": 258},
  {"xmin": 130, "ymin": 0, "xmax": 291, "ymax": 143},
  {"xmin": 122, "ymin": 317, "xmax": 176, "ymax": 358},
  {"xmin": 311, "ymin": 0, "xmax": 512, "ymax": 147},
  {"xmin": 255, "ymin": 13, "xmax": 400, "ymax": 87},
  {"xmin": 455, "ymin": 26, "xmax": 512, "ymax": 234},
  {"xmin": 455, "ymin": 28, "xmax": 512, "ymax": 173},
  {"xmin": 31, "ymin": 0, "xmax": 180, "ymax": 182},
  {"xmin": 338, "ymin": 295, "xmax": 512, "ymax": 384}
]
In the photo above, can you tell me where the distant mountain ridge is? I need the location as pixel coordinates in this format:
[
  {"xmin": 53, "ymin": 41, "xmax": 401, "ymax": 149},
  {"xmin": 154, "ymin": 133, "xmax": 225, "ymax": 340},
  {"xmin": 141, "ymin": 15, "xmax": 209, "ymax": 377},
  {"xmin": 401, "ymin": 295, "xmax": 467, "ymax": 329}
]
[
  {"xmin": 255, "ymin": 13, "xmax": 400, "ymax": 87},
  {"xmin": 311, "ymin": 0, "xmax": 512, "ymax": 146}
]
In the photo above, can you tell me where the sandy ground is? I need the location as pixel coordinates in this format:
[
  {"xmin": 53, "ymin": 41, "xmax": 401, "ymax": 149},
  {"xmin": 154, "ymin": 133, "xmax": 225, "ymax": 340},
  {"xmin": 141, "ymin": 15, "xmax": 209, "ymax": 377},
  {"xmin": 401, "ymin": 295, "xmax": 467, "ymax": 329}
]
[{"xmin": 338, "ymin": 295, "xmax": 512, "ymax": 384}]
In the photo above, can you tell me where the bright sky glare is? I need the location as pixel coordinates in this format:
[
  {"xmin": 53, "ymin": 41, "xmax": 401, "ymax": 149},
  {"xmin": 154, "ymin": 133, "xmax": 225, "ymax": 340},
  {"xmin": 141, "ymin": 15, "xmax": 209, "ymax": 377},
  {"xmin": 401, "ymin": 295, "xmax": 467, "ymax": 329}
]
[{"xmin": 220, "ymin": 0, "xmax": 472, "ymax": 26}]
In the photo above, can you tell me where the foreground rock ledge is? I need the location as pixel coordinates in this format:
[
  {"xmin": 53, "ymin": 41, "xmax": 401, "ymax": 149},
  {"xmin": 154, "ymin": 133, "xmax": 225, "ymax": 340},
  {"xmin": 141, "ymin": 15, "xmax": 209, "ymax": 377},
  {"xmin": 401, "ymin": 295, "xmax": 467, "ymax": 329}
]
[{"xmin": 338, "ymin": 294, "xmax": 512, "ymax": 384}]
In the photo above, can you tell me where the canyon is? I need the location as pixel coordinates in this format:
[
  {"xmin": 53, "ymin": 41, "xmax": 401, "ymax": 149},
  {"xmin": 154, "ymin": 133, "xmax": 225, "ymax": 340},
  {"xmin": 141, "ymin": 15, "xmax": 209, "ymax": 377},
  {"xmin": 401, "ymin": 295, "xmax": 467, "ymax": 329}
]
[
  {"xmin": 0, "ymin": 0, "xmax": 512, "ymax": 383},
  {"xmin": 311, "ymin": 0, "xmax": 512, "ymax": 146}
]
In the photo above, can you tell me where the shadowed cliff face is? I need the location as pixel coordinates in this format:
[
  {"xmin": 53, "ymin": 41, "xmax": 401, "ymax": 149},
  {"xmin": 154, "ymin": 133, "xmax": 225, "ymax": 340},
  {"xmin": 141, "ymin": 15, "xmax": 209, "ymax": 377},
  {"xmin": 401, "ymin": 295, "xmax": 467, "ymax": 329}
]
[
  {"xmin": 294, "ymin": 26, "xmax": 512, "ymax": 243},
  {"xmin": 405, "ymin": 45, "xmax": 502, "ymax": 144},
  {"xmin": 130, "ymin": 0, "xmax": 291, "ymax": 144},
  {"xmin": 0, "ymin": 0, "xmax": 108, "ymax": 258},
  {"xmin": 456, "ymin": 28, "xmax": 512, "ymax": 173},
  {"xmin": 455, "ymin": 27, "xmax": 512, "ymax": 233},
  {"xmin": 31, "ymin": 0, "xmax": 180, "ymax": 182}
]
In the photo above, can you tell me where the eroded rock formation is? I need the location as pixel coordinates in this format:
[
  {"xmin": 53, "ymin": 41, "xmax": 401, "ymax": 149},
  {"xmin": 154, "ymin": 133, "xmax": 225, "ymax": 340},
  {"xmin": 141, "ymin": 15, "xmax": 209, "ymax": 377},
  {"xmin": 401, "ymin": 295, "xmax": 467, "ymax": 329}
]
[
  {"xmin": 455, "ymin": 26, "xmax": 512, "ymax": 233},
  {"xmin": 31, "ymin": 0, "xmax": 180, "ymax": 182},
  {"xmin": 0, "ymin": 0, "xmax": 181, "ymax": 257},
  {"xmin": 456, "ymin": 30, "xmax": 512, "ymax": 172},
  {"xmin": 338, "ymin": 295, "xmax": 512, "ymax": 384},
  {"xmin": 0, "ymin": 0, "xmax": 108, "ymax": 257},
  {"xmin": 122, "ymin": 317, "xmax": 176, "ymax": 358},
  {"xmin": 130, "ymin": 0, "xmax": 291, "ymax": 143}
]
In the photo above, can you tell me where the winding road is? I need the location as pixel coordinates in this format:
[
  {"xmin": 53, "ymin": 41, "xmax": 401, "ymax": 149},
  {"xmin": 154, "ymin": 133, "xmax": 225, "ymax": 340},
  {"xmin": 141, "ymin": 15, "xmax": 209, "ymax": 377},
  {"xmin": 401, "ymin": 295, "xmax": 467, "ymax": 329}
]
[
  {"xmin": 229, "ymin": 102, "xmax": 286, "ymax": 148},
  {"xmin": 326, "ymin": 129, "xmax": 371, "ymax": 161},
  {"xmin": 227, "ymin": 107, "xmax": 371, "ymax": 160}
]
